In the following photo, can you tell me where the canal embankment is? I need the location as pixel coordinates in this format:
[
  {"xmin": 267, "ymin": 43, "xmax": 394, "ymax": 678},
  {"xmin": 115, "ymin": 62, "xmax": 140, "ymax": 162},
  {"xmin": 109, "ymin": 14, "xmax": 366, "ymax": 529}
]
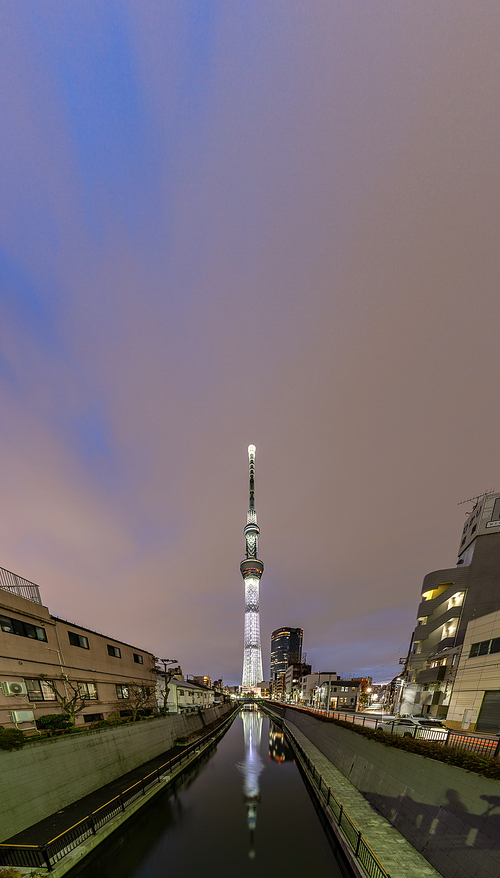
[
  {"xmin": 0, "ymin": 703, "xmax": 234, "ymax": 842},
  {"xmin": 0, "ymin": 705, "xmax": 238, "ymax": 875},
  {"xmin": 266, "ymin": 703, "xmax": 500, "ymax": 878}
]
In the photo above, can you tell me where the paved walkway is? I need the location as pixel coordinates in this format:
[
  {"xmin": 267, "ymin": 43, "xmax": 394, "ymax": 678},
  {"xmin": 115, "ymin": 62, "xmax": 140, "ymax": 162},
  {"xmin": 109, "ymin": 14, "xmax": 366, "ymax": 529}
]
[
  {"xmin": 286, "ymin": 719, "xmax": 443, "ymax": 878},
  {"xmin": 6, "ymin": 742, "xmax": 182, "ymax": 845}
]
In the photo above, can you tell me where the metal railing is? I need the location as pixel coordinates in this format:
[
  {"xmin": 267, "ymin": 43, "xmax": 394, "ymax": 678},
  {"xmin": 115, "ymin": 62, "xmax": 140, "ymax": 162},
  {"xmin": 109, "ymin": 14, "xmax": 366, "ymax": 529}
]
[
  {"xmin": 282, "ymin": 704, "xmax": 500, "ymax": 759},
  {"xmin": 0, "ymin": 566, "xmax": 42, "ymax": 605},
  {"xmin": 265, "ymin": 709, "xmax": 390, "ymax": 878},
  {"xmin": 0, "ymin": 707, "xmax": 238, "ymax": 872}
]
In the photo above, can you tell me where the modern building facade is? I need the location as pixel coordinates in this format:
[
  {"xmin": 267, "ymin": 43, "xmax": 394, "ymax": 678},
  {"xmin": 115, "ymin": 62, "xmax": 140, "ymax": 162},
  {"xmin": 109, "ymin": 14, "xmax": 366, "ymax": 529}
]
[
  {"xmin": 402, "ymin": 491, "xmax": 500, "ymax": 728},
  {"xmin": 241, "ymin": 445, "xmax": 264, "ymax": 689},
  {"xmin": 446, "ymin": 609, "xmax": 500, "ymax": 733},
  {"xmin": 0, "ymin": 566, "xmax": 157, "ymax": 729},
  {"xmin": 270, "ymin": 627, "xmax": 303, "ymax": 682}
]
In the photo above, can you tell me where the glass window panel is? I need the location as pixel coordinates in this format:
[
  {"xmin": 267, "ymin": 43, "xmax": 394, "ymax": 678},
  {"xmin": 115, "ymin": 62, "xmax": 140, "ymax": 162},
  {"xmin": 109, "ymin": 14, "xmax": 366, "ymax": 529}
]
[
  {"xmin": 490, "ymin": 638, "xmax": 500, "ymax": 654},
  {"xmin": 24, "ymin": 623, "xmax": 37, "ymax": 639},
  {"xmin": 36, "ymin": 627, "xmax": 47, "ymax": 641},
  {"xmin": 12, "ymin": 619, "xmax": 25, "ymax": 636},
  {"xmin": 39, "ymin": 680, "xmax": 56, "ymax": 700},
  {"xmin": 478, "ymin": 641, "xmax": 490, "ymax": 656},
  {"xmin": 469, "ymin": 642, "xmax": 480, "ymax": 657},
  {"xmin": 0, "ymin": 616, "xmax": 13, "ymax": 633}
]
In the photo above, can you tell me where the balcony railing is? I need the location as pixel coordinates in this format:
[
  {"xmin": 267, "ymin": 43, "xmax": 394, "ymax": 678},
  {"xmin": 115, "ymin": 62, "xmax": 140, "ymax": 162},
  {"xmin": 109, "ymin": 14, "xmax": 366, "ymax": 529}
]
[{"xmin": 0, "ymin": 567, "xmax": 42, "ymax": 605}]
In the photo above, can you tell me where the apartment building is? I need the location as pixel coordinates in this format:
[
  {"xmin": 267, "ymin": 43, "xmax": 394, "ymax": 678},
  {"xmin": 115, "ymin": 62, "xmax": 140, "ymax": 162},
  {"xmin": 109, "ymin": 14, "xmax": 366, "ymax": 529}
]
[
  {"xmin": 0, "ymin": 567, "xmax": 157, "ymax": 729},
  {"xmin": 402, "ymin": 491, "xmax": 500, "ymax": 726}
]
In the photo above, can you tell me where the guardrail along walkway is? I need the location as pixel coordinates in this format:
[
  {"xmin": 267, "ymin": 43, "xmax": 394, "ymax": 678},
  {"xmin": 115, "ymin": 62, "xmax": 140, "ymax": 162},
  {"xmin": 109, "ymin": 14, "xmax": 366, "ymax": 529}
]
[{"xmin": 283, "ymin": 717, "xmax": 442, "ymax": 878}]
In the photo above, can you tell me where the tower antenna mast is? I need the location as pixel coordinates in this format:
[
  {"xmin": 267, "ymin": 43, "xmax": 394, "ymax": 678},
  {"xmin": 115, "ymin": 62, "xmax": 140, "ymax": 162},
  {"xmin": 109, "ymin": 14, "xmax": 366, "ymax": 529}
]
[{"xmin": 241, "ymin": 445, "xmax": 264, "ymax": 690}]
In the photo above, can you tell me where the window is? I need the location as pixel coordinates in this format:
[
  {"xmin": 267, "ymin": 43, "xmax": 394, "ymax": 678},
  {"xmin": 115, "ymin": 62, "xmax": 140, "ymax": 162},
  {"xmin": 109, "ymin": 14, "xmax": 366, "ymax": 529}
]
[
  {"xmin": 470, "ymin": 638, "xmax": 500, "ymax": 658},
  {"xmin": 0, "ymin": 615, "xmax": 47, "ymax": 642},
  {"xmin": 83, "ymin": 713, "xmax": 104, "ymax": 723},
  {"xmin": 68, "ymin": 631, "xmax": 89, "ymax": 649},
  {"xmin": 25, "ymin": 679, "xmax": 57, "ymax": 702},
  {"xmin": 133, "ymin": 653, "xmax": 143, "ymax": 664},
  {"xmin": 107, "ymin": 645, "xmax": 121, "ymax": 658},
  {"xmin": 116, "ymin": 684, "xmax": 129, "ymax": 699},
  {"xmin": 78, "ymin": 682, "xmax": 98, "ymax": 700}
]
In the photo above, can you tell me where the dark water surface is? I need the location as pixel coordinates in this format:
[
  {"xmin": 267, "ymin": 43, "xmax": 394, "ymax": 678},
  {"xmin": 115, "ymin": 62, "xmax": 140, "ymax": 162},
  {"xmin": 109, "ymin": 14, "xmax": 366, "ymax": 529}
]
[{"xmin": 71, "ymin": 709, "xmax": 348, "ymax": 878}]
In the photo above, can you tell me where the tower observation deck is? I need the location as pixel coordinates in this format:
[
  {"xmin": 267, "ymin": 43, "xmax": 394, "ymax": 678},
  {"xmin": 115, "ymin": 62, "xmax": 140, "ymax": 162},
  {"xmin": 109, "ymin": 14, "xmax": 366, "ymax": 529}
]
[{"xmin": 241, "ymin": 445, "xmax": 264, "ymax": 689}]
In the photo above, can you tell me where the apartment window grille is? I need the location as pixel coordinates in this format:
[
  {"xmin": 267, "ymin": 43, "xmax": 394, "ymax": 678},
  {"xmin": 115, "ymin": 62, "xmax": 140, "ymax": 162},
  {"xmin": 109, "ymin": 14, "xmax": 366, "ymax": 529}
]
[
  {"xmin": 68, "ymin": 631, "xmax": 89, "ymax": 649},
  {"xmin": 133, "ymin": 653, "xmax": 143, "ymax": 664},
  {"xmin": 25, "ymin": 679, "xmax": 57, "ymax": 702},
  {"xmin": 107, "ymin": 645, "xmax": 121, "ymax": 658},
  {"xmin": 0, "ymin": 615, "xmax": 47, "ymax": 642}
]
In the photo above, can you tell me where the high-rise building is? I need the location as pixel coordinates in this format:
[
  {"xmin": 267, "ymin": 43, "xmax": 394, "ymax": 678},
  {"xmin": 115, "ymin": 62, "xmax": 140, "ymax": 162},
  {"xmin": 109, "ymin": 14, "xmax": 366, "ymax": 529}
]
[
  {"xmin": 402, "ymin": 490, "xmax": 500, "ymax": 727},
  {"xmin": 270, "ymin": 627, "xmax": 303, "ymax": 682},
  {"xmin": 241, "ymin": 445, "xmax": 264, "ymax": 689}
]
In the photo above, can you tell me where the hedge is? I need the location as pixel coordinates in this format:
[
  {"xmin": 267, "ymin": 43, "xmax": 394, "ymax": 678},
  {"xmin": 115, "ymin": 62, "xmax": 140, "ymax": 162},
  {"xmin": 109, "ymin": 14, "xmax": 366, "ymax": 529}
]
[{"xmin": 288, "ymin": 708, "xmax": 500, "ymax": 780}]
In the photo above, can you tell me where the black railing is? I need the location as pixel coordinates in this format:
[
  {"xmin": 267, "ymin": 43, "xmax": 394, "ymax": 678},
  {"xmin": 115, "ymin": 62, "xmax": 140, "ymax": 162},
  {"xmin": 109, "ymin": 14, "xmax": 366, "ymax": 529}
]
[
  {"xmin": 282, "ymin": 704, "xmax": 500, "ymax": 759},
  {"xmin": 0, "ymin": 707, "xmax": 238, "ymax": 872},
  {"xmin": 263, "ymin": 708, "xmax": 390, "ymax": 878}
]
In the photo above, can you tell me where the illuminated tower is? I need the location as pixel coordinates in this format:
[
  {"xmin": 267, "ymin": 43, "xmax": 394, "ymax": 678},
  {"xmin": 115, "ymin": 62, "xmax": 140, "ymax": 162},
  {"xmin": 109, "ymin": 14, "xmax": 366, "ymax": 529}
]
[{"xmin": 241, "ymin": 445, "xmax": 264, "ymax": 688}]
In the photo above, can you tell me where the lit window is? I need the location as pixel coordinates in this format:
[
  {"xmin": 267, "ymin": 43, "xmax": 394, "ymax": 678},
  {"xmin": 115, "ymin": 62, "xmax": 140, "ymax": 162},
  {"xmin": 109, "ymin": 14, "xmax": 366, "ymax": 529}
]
[
  {"xmin": 25, "ymin": 679, "xmax": 57, "ymax": 702},
  {"xmin": 78, "ymin": 682, "xmax": 98, "ymax": 700},
  {"xmin": 116, "ymin": 684, "xmax": 129, "ymax": 699}
]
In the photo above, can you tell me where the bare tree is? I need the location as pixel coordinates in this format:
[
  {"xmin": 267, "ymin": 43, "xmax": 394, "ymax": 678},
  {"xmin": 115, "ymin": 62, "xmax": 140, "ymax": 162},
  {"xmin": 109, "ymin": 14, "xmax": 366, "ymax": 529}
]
[
  {"xmin": 117, "ymin": 682, "xmax": 157, "ymax": 721},
  {"xmin": 39, "ymin": 674, "xmax": 89, "ymax": 725}
]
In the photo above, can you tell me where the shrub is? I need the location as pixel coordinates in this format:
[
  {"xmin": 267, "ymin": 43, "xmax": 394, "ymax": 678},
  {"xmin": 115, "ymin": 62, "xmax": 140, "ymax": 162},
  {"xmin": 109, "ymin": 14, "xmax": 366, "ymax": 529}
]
[
  {"xmin": 0, "ymin": 726, "xmax": 24, "ymax": 751},
  {"xmin": 37, "ymin": 714, "xmax": 72, "ymax": 733},
  {"xmin": 287, "ymin": 708, "xmax": 500, "ymax": 780}
]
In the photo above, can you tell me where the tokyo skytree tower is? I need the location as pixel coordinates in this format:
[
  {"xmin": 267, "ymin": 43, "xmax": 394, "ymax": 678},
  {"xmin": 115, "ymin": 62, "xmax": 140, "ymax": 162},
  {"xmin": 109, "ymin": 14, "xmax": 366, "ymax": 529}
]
[{"xmin": 241, "ymin": 445, "xmax": 264, "ymax": 689}]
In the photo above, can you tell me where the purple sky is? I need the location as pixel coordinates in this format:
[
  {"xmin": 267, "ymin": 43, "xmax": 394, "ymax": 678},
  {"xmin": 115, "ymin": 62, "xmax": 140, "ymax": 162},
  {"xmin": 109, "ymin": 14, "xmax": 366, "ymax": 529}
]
[{"xmin": 1, "ymin": 2, "xmax": 500, "ymax": 685}]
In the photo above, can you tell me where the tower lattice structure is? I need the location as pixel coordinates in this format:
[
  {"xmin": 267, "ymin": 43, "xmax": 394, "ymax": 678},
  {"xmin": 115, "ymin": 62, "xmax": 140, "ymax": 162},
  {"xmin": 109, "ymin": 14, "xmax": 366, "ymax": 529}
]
[{"xmin": 241, "ymin": 445, "xmax": 264, "ymax": 688}]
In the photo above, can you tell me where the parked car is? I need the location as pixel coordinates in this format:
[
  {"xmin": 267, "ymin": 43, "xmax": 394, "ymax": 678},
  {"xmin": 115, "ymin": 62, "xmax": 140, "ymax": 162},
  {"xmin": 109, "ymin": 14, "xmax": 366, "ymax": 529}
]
[{"xmin": 379, "ymin": 716, "xmax": 448, "ymax": 740}]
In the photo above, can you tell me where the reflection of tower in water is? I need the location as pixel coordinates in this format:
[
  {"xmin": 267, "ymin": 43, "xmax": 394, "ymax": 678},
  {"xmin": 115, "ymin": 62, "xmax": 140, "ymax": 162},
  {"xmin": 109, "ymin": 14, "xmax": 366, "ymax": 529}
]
[{"xmin": 238, "ymin": 708, "xmax": 264, "ymax": 859}]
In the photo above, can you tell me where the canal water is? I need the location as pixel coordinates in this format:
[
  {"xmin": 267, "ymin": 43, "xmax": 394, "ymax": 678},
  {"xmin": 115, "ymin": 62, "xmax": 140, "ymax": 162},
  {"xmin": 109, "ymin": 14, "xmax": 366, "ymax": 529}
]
[{"xmin": 71, "ymin": 709, "xmax": 349, "ymax": 878}]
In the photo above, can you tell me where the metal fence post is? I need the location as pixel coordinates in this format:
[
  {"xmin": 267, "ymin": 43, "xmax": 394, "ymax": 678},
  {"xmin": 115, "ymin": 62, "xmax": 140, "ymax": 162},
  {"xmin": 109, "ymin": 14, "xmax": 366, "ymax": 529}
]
[
  {"xmin": 338, "ymin": 805, "xmax": 343, "ymax": 826},
  {"xmin": 40, "ymin": 846, "xmax": 53, "ymax": 872},
  {"xmin": 355, "ymin": 830, "xmax": 362, "ymax": 857},
  {"xmin": 89, "ymin": 815, "xmax": 96, "ymax": 835},
  {"xmin": 493, "ymin": 737, "xmax": 500, "ymax": 760},
  {"xmin": 119, "ymin": 794, "xmax": 125, "ymax": 812}
]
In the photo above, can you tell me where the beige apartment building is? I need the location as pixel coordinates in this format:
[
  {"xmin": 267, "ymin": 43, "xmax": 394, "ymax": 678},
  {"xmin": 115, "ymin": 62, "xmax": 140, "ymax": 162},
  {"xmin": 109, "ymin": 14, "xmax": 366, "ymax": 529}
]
[
  {"xmin": 0, "ymin": 567, "xmax": 157, "ymax": 729},
  {"xmin": 446, "ymin": 609, "xmax": 500, "ymax": 732}
]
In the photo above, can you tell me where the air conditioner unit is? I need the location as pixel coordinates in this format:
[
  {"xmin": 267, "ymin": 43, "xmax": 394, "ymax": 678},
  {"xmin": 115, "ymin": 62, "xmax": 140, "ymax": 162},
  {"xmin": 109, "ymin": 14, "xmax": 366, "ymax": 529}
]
[
  {"xmin": 11, "ymin": 710, "xmax": 34, "ymax": 723},
  {"xmin": 1, "ymin": 680, "xmax": 27, "ymax": 697}
]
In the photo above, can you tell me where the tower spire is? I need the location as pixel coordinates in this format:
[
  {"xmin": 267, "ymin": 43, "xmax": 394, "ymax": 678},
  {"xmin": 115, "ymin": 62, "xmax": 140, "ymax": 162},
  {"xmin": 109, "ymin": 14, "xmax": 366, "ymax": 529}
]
[{"xmin": 241, "ymin": 445, "xmax": 264, "ymax": 689}]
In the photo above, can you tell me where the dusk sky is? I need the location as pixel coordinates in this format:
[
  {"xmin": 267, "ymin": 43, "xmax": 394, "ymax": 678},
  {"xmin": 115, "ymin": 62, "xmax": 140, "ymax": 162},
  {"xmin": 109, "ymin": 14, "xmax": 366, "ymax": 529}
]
[{"xmin": 1, "ymin": 2, "xmax": 500, "ymax": 686}]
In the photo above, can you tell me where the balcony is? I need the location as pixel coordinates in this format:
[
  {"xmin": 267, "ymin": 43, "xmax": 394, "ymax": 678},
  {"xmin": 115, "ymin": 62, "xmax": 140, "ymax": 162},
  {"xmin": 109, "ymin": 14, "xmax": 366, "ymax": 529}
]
[{"xmin": 416, "ymin": 666, "xmax": 446, "ymax": 685}]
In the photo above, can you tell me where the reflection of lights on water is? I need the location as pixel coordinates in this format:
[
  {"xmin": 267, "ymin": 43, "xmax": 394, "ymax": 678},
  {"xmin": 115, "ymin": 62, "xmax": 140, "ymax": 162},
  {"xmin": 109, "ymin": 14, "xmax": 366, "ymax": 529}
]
[
  {"xmin": 269, "ymin": 724, "xmax": 292, "ymax": 764},
  {"xmin": 237, "ymin": 708, "xmax": 264, "ymax": 859}
]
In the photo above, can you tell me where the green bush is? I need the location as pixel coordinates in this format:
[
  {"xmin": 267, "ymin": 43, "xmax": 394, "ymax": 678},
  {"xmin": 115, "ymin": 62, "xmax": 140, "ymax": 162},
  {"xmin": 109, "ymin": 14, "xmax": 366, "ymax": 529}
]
[
  {"xmin": 0, "ymin": 726, "xmax": 24, "ymax": 751},
  {"xmin": 292, "ymin": 708, "xmax": 500, "ymax": 780},
  {"xmin": 37, "ymin": 714, "xmax": 72, "ymax": 732}
]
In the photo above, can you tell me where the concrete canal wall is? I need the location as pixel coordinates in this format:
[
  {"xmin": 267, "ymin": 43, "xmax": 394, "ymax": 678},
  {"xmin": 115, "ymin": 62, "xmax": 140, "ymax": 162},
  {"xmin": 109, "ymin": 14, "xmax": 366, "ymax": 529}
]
[
  {"xmin": 279, "ymin": 705, "xmax": 500, "ymax": 878},
  {"xmin": 0, "ymin": 704, "xmax": 233, "ymax": 841}
]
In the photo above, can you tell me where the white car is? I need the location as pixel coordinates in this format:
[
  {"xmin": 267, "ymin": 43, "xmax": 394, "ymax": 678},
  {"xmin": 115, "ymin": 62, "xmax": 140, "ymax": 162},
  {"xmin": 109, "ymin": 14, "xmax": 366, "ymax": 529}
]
[{"xmin": 379, "ymin": 716, "xmax": 448, "ymax": 741}]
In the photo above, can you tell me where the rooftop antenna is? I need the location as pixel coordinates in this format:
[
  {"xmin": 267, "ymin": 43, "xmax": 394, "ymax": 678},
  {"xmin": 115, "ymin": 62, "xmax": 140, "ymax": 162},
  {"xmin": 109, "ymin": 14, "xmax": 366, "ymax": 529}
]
[{"xmin": 458, "ymin": 489, "xmax": 496, "ymax": 512}]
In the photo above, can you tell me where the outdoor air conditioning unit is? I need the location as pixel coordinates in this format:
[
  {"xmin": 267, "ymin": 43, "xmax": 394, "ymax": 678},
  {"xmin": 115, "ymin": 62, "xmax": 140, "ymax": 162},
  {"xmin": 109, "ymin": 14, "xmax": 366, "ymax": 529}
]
[{"xmin": 1, "ymin": 680, "xmax": 27, "ymax": 697}]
